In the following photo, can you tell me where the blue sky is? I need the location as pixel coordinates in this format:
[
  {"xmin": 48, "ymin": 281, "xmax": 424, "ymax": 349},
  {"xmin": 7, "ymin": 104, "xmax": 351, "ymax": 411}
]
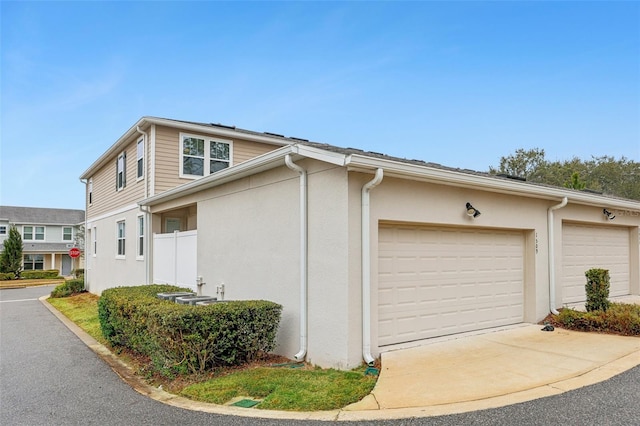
[{"xmin": 1, "ymin": 1, "xmax": 638, "ymax": 210}]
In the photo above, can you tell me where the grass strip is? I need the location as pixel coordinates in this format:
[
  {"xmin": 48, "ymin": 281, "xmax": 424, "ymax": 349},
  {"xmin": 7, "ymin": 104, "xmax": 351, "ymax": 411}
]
[
  {"xmin": 180, "ymin": 366, "xmax": 377, "ymax": 411},
  {"xmin": 47, "ymin": 292, "xmax": 106, "ymax": 344}
]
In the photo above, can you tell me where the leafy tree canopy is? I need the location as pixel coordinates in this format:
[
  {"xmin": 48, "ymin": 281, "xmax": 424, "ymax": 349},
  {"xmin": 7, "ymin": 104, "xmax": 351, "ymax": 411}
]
[{"xmin": 489, "ymin": 148, "xmax": 640, "ymax": 201}]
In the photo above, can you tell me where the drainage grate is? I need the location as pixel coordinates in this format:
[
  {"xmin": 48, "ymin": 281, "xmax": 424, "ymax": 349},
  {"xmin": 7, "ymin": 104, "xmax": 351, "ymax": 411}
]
[{"xmin": 231, "ymin": 399, "xmax": 260, "ymax": 408}]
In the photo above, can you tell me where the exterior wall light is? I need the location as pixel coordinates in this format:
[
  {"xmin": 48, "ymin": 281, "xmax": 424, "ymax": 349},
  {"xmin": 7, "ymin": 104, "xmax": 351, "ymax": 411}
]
[
  {"xmin": 603, "ymin": 208, "xmax": 616, "ymax": 220},
  {"xmin": 466, "ymin": 202, "xmax": 481, "ymax": 218}
]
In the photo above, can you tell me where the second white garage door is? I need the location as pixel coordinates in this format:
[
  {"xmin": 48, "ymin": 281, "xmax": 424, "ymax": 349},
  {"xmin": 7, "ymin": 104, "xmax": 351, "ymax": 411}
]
[
  {"xmin": 561, "ymin": 223, "xmax": 630, "ymax": 304},
  {"xmin": 378, "ymin": 225, "xmax": 525, "ymax": 347}
]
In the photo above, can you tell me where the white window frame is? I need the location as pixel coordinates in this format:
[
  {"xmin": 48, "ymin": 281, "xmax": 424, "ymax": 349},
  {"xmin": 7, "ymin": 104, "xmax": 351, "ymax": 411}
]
[
  {"xmin": 92, "ymin": 226, "xmax": 97, "ymax": 257},
  {"xmin": 23, "ymin": 254, "xmax": 44, "ymax": 270},
  {"xmin": 0, "ymin": 226, "xmax": 6, "ymax": 235},
  {"xmin": 116, "ymin": 220, "xmax": 126, "ymax": 258},
  {"xmin": 62, "ymin": 227, "xmax": 73, "ymax": 241},
  {"xmin": 136, "ymin": 138, "xmax": 145, "ymax": 181},
  {"xmin": 23, "ymin": 225, "xmax": 45, "ymax": 241},
  {"xmin": 116, "ymin": 152, "xmax": 126, "ymax": 191},
  {"xmin": 179, "ymin": 132, "xmax": 232, "ymax": 179},
  {"xmin": 136, "ymin": 214, "xmax": 144, "ymax": 260}
]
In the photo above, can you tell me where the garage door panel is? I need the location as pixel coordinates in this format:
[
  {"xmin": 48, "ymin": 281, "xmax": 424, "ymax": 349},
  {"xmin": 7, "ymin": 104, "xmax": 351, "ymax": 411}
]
[
  {"xmin": 562, "ymin": 224, "xmax": 630, "ymax": 304},
  {"xmin": 378, "ymin": 224, "xmax": 525, "ymax": 346}
]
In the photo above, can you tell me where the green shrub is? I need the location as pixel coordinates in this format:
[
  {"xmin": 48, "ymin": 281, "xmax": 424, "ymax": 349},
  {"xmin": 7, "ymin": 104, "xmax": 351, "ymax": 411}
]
[
  {"xmin": 0, "ymin": 272, "xmax": 14, "ymax": 281},
  {"xmin": 72, "ymin": 268, "xmax": 84, "ymax": 279},
  {"xmin": 585, "ymin": 268, "xmax": 611, "ymax": 312},
  {"xmin": 22, "ymin": 269, "xmax": 63, "ymax": 280},
  {"xmin": 554, "ymin": 303, "xmax": 640, "ymax": 336},
  {"xmin": 98, "ymin": 285, "xmax": 282, "ymax": 375},
  {"xmin": 50, "ymin": 279, "xmax": 86, "ymax": 298}
]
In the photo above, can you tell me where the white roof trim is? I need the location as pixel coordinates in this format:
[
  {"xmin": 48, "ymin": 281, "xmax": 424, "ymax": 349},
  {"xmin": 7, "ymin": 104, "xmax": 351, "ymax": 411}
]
[
  {"xmin": 80, "ymin": 117, "xmax": 295, "ymax": 179},
  {"xmin": 138, "ymin": 143, "xmax": 639, "ymax": 211},
  {"xmin": 345, "ymin": 154, "xmax": 640, "ymax": 210}
]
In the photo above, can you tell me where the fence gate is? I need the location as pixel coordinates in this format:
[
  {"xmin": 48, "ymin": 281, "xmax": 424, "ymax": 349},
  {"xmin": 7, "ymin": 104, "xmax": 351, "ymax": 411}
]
[{"xmin": 153, "ymin": 230, "xmax": 197, "ymax": 292}]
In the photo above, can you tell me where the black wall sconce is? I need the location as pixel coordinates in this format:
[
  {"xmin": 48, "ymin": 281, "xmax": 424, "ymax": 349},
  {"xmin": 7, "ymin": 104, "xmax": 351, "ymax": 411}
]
[
  {"xmin": 603, "ymin": 209, "xmax": 615, "ymax": 220},
  {"xmin": 466, "ymin": 202, "xmax": 481, "ymax": 218}
]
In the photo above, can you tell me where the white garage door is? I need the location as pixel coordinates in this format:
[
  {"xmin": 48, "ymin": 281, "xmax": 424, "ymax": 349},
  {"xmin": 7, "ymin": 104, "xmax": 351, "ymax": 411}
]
[
  {"xmin": 561, "ymin": 224, "xmax": 630, "ymax": 304},
  {"xmin": 378, "ymin": 225, "xmax": 525, "ymax": 347}
]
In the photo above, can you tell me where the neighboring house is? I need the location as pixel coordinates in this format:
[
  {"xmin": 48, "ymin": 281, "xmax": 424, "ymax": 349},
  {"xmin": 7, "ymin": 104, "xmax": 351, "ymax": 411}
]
[
  {"xmin": 81, "ymin": 116, "xmax": 640, "ymax": 369},
  {"xmin": 0, "ymin": 206, "xmax": 85, "ymax": 276}
]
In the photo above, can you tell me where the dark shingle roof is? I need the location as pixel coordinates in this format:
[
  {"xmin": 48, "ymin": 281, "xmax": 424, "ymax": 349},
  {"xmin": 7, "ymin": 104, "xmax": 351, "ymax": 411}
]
[{"xmin": 0, "ymin": 206, "xmax": 85, "ymax": 225}]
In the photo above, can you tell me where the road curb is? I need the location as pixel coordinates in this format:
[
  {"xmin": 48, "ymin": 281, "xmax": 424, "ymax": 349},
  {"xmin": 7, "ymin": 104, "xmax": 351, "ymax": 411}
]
[{"xmin": 40, "ymin": 295, "xmax": 640, "ymax": 421}]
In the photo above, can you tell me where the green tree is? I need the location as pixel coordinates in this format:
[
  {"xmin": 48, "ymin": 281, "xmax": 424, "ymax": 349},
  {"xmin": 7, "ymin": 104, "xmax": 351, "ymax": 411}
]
[
  {"xmin": 489, "ymin": 148, "xmax": 547, "ymax": 180},
  {"xmin": 564, "ymin": 171, "xmax": 586, "ymax": 190},
  {"xmin": 0, "ymin": 226, "xmax": 23, "ymax": 278},
  {"xmin": 489, "ymin": 149, "xmax": 640, "ymax": 201}
]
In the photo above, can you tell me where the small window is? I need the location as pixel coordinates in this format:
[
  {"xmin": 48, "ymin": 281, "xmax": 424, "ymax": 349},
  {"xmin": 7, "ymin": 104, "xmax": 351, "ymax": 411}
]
[
  {"xmin": 180, "ymin": 133, "xmax": 231, "ymax": 177},
  {"xmin": 0, "ymin": 226, "xmax": 6, "ymax": 235},
  {"xmin": 116, "ymin": 152, "xmax": 126, "ymax": 191},
  {"xmin": 137, "ymin": 215, "xmax": 144, "ymax": 258},
  {"xmin": 137, "ymin": 138, "xmax": 144, "ymax": 179},
  {"xmin": 63, "ymin": 227, "xmax": 73, "ymax": 241},
  {"xmin": 116, "ymin": 221, "xmax": 125, "ymax": 256},
  {"xmin": 23, "ymin": 226, "xmax": 33, "ymax": 240},
  {"xmin": 92, "ymin": 226, "xmax": 97, "ymax": 256},
  {"xmin": 89, "ymin": 179, "xmax": 93, "ymax": 205},
  {"xmin": 35, "ymin": 226, "xmax": 45, "ymax": 240},
  {"xmin": 24, "ymin": 254, "xmax": 44, "ymax": 270}
]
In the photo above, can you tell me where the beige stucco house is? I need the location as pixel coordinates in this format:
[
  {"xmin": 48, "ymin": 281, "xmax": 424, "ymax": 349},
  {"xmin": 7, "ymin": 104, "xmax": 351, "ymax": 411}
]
[{"xmin": 80, "ymin": 117, "xmax": 640, "ymax": 369}]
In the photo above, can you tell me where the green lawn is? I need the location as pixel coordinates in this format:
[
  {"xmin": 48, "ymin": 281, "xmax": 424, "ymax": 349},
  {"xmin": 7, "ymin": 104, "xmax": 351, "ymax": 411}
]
[{"xmin": 47, "ymin": 292, "xmax": 377, "ymax": 411}]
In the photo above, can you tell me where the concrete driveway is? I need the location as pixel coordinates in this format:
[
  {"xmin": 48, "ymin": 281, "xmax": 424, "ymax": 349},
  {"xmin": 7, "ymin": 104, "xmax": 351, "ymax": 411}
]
[{"xmin": 342, "ymin": 323, "xmax": 640, "ymax": 420}]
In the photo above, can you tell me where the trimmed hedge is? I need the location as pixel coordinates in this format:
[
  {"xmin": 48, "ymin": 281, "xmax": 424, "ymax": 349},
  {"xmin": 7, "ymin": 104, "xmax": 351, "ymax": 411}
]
[
  {"xmin": 22, "ymin": 270, "xmax": 63, "ymax": 280},
  {"xmin": 50, "ymin": 279, "xmax": 86, "ymax": 298},
  {"xmin": 98, "ymin": 285, "xmax": 282, "ymax": 375},
  {"xmin": 554, "ymin": 303, "xmax": 640, "ymax": 336},
  {"xmin": 585, "ymin": 268, "xmax": 610, "ymax": 312},
  {"xmin": 0, "ymin": 269, "xmax": 62, "ymax": 281}
]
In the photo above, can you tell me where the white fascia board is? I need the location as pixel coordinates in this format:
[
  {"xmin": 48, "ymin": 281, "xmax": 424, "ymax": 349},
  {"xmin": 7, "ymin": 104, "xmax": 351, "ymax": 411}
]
[
  {"xmin": 147, "ymin": 117, "xmax": 295, "ymax": 146},
  {"xmin": 140, "ymin": 145, "xmax": 297, "ymax": 207},
  {"xmin": 346, "ymin": 154, "xmax": 640, "ymax": 211},
  {"xmin": 80, "ymin": 117, "xmax": 295, "ymax": 180},
  {"xmin": 291, "ymin": 144, "xmax": 349, "ymax": 166}
]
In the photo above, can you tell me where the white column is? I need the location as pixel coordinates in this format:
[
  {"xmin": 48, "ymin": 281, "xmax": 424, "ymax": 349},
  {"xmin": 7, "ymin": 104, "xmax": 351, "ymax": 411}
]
[{"xmin": 51, "ymin": 253, "xmax": 56, "ymax": 272}]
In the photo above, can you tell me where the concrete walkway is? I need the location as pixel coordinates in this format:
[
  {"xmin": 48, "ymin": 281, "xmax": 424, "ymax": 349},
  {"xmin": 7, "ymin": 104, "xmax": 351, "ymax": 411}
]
[{"xmin": 341, "ymin": 324, "xmax": 640, "ymax": 420}]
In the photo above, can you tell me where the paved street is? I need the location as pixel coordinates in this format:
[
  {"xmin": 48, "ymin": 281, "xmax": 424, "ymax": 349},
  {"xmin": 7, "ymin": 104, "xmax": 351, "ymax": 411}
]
[{"xmin": 1, "ymin": 285, "xmax": 639, "ymax": 425}]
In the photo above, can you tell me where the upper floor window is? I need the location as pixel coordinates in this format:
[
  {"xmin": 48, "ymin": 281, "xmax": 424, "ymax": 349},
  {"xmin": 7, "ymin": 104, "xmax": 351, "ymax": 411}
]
[
  {"xmin": 137, "ymin": 138, "xmax": 144, "ymax": 180},
  {"xmin": 116, "ymin": 152, "xmax": 126, "ymax": 191},
  {"xmin": 63, "ymin": 227, "xmax": 73, "ymax": 241},
  {"xmin": 89, "ymin": 179, "xmax": 93, "ymax": 205},
  {"xmin": 180, "ymin": 133, "xmax": 231, "ymax": 178},
  {"xmin": 0, "ymin": 226, "xmax": 6, "ymax": 235},
  {"xmin": 23, "ymin": 226, "xmax": 45, "ymax": 241}
]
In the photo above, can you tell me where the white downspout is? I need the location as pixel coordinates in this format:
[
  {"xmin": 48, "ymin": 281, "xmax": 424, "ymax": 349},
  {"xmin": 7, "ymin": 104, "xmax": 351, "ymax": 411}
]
[
  {"xmin": 285, "ymin": 154, "xmax": 308, "ymax": 362},
  {"xmin": 136, "ymin": 126, "xmax": 151, "ymax": 285},
  {"xmin": 548, "ymin": 197, "xmax": 568, "ymax": 314},
  {"xmin": 362, "ymin": 168, "xmax": 384, "ymax": 366}
]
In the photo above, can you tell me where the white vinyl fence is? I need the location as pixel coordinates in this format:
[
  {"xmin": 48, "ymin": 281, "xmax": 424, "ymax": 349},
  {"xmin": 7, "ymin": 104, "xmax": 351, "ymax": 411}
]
[{"xmin": 153, "ymin": 230, "xmax": 197, "ymax": 291}]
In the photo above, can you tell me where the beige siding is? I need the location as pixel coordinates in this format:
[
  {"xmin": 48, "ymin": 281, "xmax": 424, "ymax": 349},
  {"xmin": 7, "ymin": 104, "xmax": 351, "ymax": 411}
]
[
  {"xmin": 153, "ymin": 125, "xmax": 282, "ymax": 195},
  {"xmin": 86, "ymin": 138, "xmax": 145, "ymax": 218}
]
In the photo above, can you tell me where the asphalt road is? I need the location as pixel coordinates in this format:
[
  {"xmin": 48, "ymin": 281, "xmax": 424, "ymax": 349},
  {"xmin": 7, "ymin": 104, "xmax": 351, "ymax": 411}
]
[{"xmin": 1, "ymin": 285, "xmax": 639, "ymax": 426}]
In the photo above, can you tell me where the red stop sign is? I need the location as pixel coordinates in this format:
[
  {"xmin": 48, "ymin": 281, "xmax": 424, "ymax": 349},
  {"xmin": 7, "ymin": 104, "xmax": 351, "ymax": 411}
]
[{"xmin": 69, "ymin": 247, "xmax": 81, "ymax": 258}]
